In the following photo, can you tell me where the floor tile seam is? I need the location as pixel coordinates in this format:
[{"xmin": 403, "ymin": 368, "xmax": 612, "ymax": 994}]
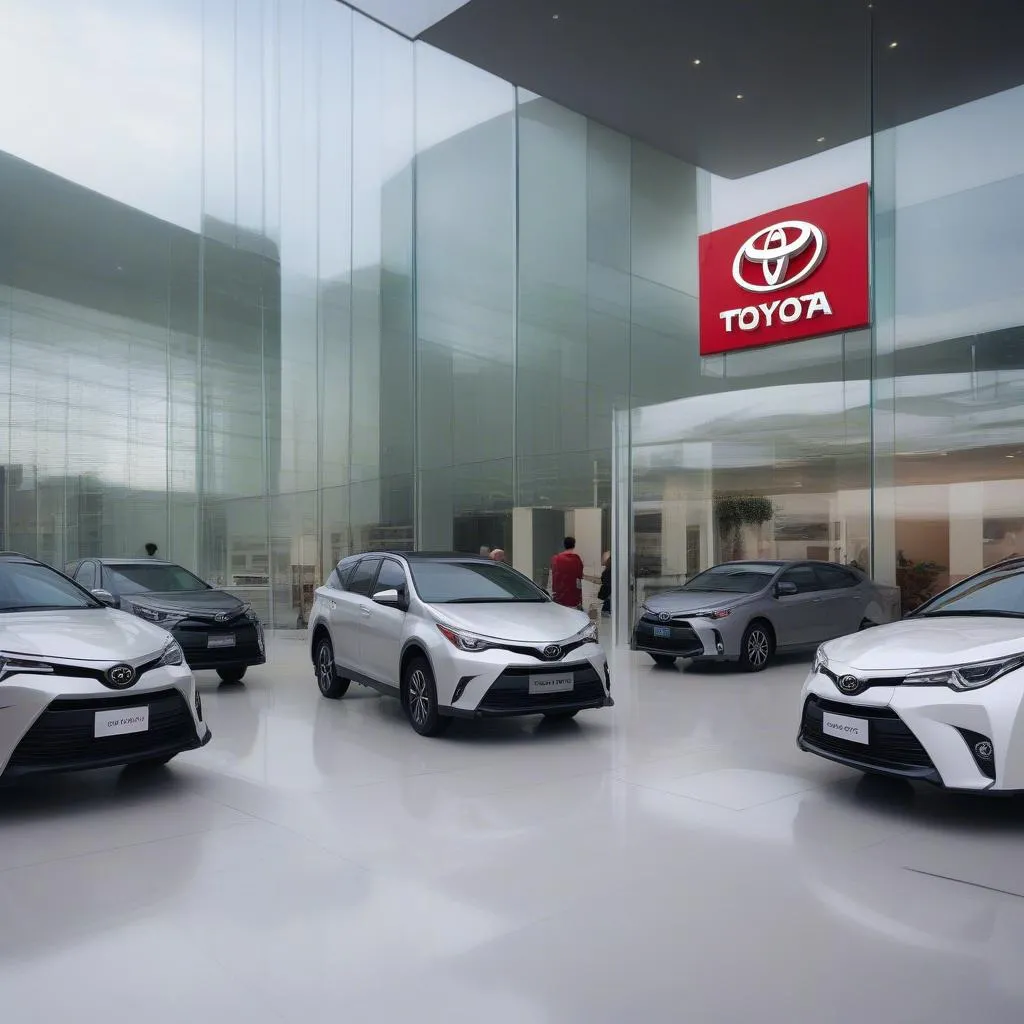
[
  {"xmin": 0, "ymin": 818, "xmax": 254, "ymax": 877},
  {"xmin": 904, "ymin": 866, "xmax": 1024, "ymax": 901},
  {"xmin": 621, "ymin": 774, "xmax": 826, "ymax": 813}
]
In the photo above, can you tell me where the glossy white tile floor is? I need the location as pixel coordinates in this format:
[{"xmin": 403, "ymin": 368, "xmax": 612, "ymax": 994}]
[{"xmin": 4, "ymin": 638, "xmax": 1024, "ymax": 1023}]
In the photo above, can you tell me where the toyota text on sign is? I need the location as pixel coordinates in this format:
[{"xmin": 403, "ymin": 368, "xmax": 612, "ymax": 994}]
[{"xmin": 698, "ymin": 184, "xmax": 870, "ymax": 356}]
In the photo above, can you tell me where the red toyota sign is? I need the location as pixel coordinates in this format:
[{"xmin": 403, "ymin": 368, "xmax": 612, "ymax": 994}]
[{"xmin": 698, "ymin": 183, "xmax": 870, "ymax": 356}]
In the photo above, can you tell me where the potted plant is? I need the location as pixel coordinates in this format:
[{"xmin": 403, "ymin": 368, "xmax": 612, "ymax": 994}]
[
  {"xmin": 714, "ymin": 494, "xmax": 775, "ymax": 561},
  {"xmin": 896, "ymin": 550, "xmax": 946, "ymax": 612}
]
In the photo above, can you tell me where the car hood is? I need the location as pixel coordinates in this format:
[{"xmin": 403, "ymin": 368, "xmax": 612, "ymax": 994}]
[
  {"xmin": 643, "ymin": 590, "xmax": 748, "ymax": 614},
  {"xmin": 428, "ymin": 601, "xmax": 590, "ymax": 643},
  {"xmin": 824, "ymin": 617, "xmax": 1024, "ymax": 672},
  {"xmin": 125, "ymin": 589, "xmax": 248, "ymax": 617},
  {"xmin": 0, "ymin": 608, "xmax": 172, "ymax": 661}
]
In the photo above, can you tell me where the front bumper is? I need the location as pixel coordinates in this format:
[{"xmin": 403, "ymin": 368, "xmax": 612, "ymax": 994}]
[
  {"xmin": 798, "ymin": 666, "xmax": 1024, "ymax": 792},
  {"xmin": 0, "ymin": 665, "xmax": 211, "ymax": 782},
  {"xmin": 633, "ymin": 616, "xmax": 720, "ymax": 658},
  {"xmin": 434, "ymin": 642, "xmax": 613, "ymax": 719},
  {"xmin": 173, "ymin": 619, "xmax": 265, "ymax": 671}
]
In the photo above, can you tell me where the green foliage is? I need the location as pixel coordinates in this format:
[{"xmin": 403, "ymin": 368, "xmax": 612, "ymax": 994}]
[{"xmin": 714, "ymin": 494, "xmax": 775, "ymax": 528}]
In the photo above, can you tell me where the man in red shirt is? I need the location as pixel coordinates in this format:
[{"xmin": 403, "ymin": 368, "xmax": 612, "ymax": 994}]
[{"xmin": 550, "ymin": 536, "xmax": 584, "ymax": 609}]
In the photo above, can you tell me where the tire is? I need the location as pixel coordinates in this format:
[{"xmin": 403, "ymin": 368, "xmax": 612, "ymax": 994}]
[
  {"xmin": 314, "ymin": 635, "xmax": 350, "ymax": 699},
  {"xmin": 739, "ymin": 620, "xmax": 774, "ymax": 672},
  {"xmin": 217, "ymin": 665, "xmax": 247, "ymax": 684},
  {"xmin": 650, "ymin": 654, "xmax": 677, "ymax": 668},
  {"xmin": 402, "ymin": 657, "xmax": 451, "ymax": 737},
  {"xmin": 859, "ymin": 618, "xmax": 877, "ymax": 631},
  {"xmin": 543, "ymin": 710, "xmax": 579, "ymax": 720}
]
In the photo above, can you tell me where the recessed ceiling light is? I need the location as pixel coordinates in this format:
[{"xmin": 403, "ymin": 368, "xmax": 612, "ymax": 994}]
[
  {"xmin": 735, "ymin": 93, "xmax": 744, "ymax": 100},
  {"xmin": 1007, "ymin": 454, "xmax": 1016, "ymax": 459},
  {"xmin": 888, "ymin": 40, "xmax": 898, "ymax": 49},
  {"xmin": 692, "ymin": 58, "xmax": 702, "ymax": 65},
  {"xmin": 816, "ymin": 136, "xmax": 826, "ymax": 143},
  {"xmin": 552, "ymin": 12, "xmax": 560, "ymax": 19}
]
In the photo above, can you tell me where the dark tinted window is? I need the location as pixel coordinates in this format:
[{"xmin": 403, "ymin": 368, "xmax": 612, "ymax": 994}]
[
  {"xmin": 916, "ymin": 563, "xmax": 1024, "ymax": 617},
  {"xmin": 347, "ymin": 557, "xmax": 382, "ymax": 597},
  {"xmin": 331, "ymin": 556, "xmax": 361, "ymax": 591},
  {"xmin": 409, "ymin": 561, "xmax": 546, "ymax": 603},
  {"xmin": 682, "ymin": 563, "xmax": 777, "ymax": 594},
  {"xmin": 104, "ymin": 563, "xmax": 209, "ymax": 595},
  {"xmin": 0, "ymin": 560, "xmax": 100, "ymax": 611},
  {"xmin": 778, "ymin": 565, "xmax": 821, "ymax": 594},
  {"xmin": 375, "ymin": 559, "xmax": 407, "ymax": 594},
  {"xmin": 76, "ymin": 561, "xmax": 97, "ymax": 590},
  {"xmin": 815, "ymin": 564, "xmax": 857, "ymax": 590}
]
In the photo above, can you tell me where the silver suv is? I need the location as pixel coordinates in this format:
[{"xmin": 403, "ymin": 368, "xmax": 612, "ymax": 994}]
[{"xmin": 308, "ymin": 552, "xmax": 612, "ymax": 736}]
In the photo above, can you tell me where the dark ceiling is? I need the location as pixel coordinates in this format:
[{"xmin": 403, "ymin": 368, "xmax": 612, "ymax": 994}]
[{"xmin": 421, "ymin": 0, "xmax": 1024, "ymax": 178}]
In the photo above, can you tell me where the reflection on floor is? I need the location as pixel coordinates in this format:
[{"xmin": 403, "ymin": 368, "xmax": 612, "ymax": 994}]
[{"xmin": 3, "ymin": 640, "xmax": 1024, "ymax": 1022}]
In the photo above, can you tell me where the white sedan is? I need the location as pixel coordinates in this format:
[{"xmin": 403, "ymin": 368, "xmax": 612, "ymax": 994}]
[
  {"xmin": 799, "ymin": 558, "xmax": 1024, "ymax": 792},
  {"xmin": 0, "ymin": 553, "xmax": 210, "ymax": 782}
]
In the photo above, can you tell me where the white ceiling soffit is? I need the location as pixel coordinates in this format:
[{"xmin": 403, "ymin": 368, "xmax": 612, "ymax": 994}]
[{"xmin": 346, "ymin": 0, "xmax": 473, "ymax": 38}]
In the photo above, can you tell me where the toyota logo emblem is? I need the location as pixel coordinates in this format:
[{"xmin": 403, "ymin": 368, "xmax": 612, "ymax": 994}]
[
  {"xmin": 732, "ymin": 220, "xmax": 827, "ymax": 293},
  {"xmin": 215, "ymin": 612, "xmax": 229, "ymax": 623},
  {"xmin": 543, "ymin": 644, "xmax": 562, "ymax": 660},
  {"xmin": 658, "ymin": 612, "xmax": 671, "ymax": 622},
  {"xmin": 106, "ymin": 663, "xmax": 137, "ymax": 689},
  {"xmin": 838, "ymin": 675, "xmax": 861, "ymax": 694}
]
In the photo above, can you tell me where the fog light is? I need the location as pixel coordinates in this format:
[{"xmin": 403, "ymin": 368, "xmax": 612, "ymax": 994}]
[{"xmin": 957, "ymin": 727, "xmax": 995, "ymax": 780}]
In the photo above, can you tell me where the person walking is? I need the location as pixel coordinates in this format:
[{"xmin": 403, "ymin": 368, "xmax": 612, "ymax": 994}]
[
  {"xmin": 598, "ymin": 550, "xmax": 611, "ymax": 617},
  {"xmin": 144, "ymin": 542, "xmax": 159, "ymax": 557},
  {"xmin": 490, "ymin": 548, "xmax": 506, "ymax": 562},
  {"xmin": 550, "ymin": 536, "xmax": 584, "ymax": 609}
]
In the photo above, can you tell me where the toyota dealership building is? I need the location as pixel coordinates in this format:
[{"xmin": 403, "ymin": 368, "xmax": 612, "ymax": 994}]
[{"xmin": 1, "ymin": 0, "xmax": 1022, "ymax": 632}]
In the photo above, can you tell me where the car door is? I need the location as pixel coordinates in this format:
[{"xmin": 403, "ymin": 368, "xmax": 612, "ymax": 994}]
[
  {"xmin": 332, "ymin": 556, "xmax": 381, "ymax": 678},
  {"xmin": 770, "ymin": 564, "xmax": 827, "ymax": 647},
  {"xmin": 812, "ymin": 564, "xmax": 864, "ymax": 639},
  {"xmin": 359, "ymin": 557, "xmax": 408, "ymax": 686}
]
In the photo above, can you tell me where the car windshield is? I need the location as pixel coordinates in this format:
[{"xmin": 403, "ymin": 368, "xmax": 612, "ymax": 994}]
[
  {"xmin": 410, "ymin": 560, "xmax": 548, "ymax": 603},
  {"xmin": 0, "ymin": 560, "xmax": 101, "ymax": 612},
  {"xmin": 680, "ymin": 563, "xmax": 778, "ymax": 594},
  {"xmin": 105, "ymin": 563, "xmax": 210, "ymax": 596},
  {"xmin": 914, "ymin": 563, "xmax": 1024, "ymax": 618}
]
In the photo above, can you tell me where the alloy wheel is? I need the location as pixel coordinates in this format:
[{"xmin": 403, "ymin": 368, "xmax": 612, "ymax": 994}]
[
  {"xmin": 747, "ymin": 629, "xmax": 770, "ymax": 668},
  {"xmin": 408, "ymin": 668, "xmax": 431, "ymax": 726},
  {"xmin": 317, "ymin": 643, "xmax": 334, "ymax": 694}
]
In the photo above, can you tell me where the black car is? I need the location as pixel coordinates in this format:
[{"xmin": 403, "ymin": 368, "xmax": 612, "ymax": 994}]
[{"xmin": 65, "ymin": 558, "xmax": 265, "ymax": 683}]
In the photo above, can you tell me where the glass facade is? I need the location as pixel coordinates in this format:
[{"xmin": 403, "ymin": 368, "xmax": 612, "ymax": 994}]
[{"xmin": 0, "ymin": 1, "xmax": 1021, "ymax": 635}]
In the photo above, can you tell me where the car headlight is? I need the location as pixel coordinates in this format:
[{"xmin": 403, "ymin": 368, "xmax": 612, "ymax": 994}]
[
  {"xmin": 437, "ymin": 623, "xmax": 493, "ymax": 652},
  {"xmin": 689, "ymin": 608, "xmax": 731, "ymax": 620},
  {"xmin": 0, "ymin": 653, "xmax": 54, "ymax": 682},
  {"xmin": 159, "ymin": 640, "xmax": 185, "ymax": 667},
  {"xmin": 905, "ymin": 654, "xmax": 1024, "ymax": 692},
  {"xmin": 813, "ymin": 646, "xmax": 829, "ymax": 674},
  {"xmin": 131, "ymin": 604, "xmax": 187, "ymax": 628},
  {"xmin": 571, "ymin": 622, "xmax": 599, "ymax": 645}
]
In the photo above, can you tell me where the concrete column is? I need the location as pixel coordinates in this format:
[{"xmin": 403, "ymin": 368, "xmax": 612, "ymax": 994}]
[{"xmin": 512, "ymin": 507, "xmax": 534, "ymax": 579}]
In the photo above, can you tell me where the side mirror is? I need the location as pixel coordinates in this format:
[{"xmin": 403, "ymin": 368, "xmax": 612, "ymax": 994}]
[
  {"xmin": 92, "ymin": 589, "xmax": 118, "ymax": 608},
  {"xmin": 373, "ymin": 588, "xmax": 404, "ymax": 609},
  {"xmin": 775, "ymin": 581, "xmax": 798, "ymax": 598}
]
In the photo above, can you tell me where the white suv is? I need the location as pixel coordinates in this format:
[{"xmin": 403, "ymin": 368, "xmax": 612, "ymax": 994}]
[{"xmin": 308, "ymin": 552, "xmax": 612, "ymax": 736}]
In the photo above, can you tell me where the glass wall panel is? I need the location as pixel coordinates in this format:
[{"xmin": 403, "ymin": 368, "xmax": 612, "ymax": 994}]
[
  {"xmin": 414, "ymin": 44, "xmax": 516, "ymax": 550},
  {"xmin": 873, "ymin": 52, "xmax": 1024, "ymax": 608}
]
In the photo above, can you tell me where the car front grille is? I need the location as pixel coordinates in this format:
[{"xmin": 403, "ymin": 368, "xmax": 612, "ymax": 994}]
[
  {"xmin": 477, "ymin": 663, "xmax": 607, "ymax": 714},
  {"xmin": 633, "ymin": 620, "xmax": 703, "ymax": 656},
  {"xmin": 174, "ymin": 621, "xmax": 264, "ymax": 666},
  {"xmin": 800, "ymin": 695, "xmax": 937, "ymax": 776},
  {"xmin": 5, "ymin": 689, "xmax": 198, "ymax": 772}
]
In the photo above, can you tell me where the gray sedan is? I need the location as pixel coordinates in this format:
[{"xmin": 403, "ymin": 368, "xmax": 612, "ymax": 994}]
[{"xmin": 633, "ymin": 560, "xmax": 894, "ymax": 671}]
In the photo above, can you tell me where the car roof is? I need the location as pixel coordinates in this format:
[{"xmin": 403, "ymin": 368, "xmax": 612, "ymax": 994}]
[
  {"xmin": 92, "ymin": 558, "xmax": 176, "ymax": 565},
  {"xmin": 0, "ymin": 551, "xmax": 43, "ymax": 564},
  {"xmin": 344, "ymin": 551, "xmax": 492, "ymax": 562}
]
